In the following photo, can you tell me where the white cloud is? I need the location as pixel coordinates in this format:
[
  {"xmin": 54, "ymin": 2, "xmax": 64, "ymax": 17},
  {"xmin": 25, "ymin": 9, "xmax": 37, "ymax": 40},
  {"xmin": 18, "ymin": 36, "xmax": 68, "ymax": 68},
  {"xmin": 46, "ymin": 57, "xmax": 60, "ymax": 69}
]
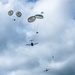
[{"xmin": 0, "ymin": 0, "xmax": 75, "ymax": 75}]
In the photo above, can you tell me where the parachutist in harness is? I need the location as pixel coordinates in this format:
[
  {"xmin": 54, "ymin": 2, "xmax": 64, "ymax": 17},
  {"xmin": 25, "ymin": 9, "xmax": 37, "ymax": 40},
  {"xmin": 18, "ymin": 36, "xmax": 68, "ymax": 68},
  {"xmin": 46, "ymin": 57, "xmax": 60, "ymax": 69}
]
[
  {"xmin": 36, "ymin": 32, "xmax": 38, "ymax": 34},
  {"xmin": 14, "ymin": 19, "xmax": 16, "ymax": 21}
]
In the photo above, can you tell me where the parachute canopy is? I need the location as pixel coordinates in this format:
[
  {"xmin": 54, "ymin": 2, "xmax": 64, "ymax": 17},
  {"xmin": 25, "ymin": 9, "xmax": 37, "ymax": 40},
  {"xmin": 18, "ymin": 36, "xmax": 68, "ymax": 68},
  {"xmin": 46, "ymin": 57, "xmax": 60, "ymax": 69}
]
[
  {"xmin": 8, "ymin": 10, "xmax": 14, "ymax": 16},
  {"xmin": 35, "ymin": 14, "xmax": 44, "ymax": 19},
  {"xmin": 16, "ymin": 11, "xmax": 22, "ymax": 17},
  {"xmin": 28, "ymin": 16, "xmax": 36, "ymax": 23}
]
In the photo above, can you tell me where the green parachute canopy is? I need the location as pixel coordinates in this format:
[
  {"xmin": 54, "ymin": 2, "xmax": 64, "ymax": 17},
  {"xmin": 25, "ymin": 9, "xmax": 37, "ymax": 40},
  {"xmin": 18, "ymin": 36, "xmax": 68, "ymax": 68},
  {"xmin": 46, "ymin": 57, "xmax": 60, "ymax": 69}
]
[
  {"xmin": 8, "ymin": 10, "xmax": 14, "ymax": 16},
  {"xmin": 28, "ymin": 16, "xmax": 36, "ymax": 23},
  {"xmin": 16, "ymin": 11, "xmax": 22, "ymax": 17},
  {"xmin": 35, "ymin": 14, "xmax": 44, "ymax": 19}
]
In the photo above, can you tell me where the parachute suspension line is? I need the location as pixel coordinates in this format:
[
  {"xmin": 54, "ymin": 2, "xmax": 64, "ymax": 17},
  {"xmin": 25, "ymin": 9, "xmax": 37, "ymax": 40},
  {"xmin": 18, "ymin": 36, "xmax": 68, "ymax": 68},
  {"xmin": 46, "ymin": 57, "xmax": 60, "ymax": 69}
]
[
  {"xmin": 32, "ymin": 24, "xmax": 38, "ymax": 41},
  {"xmin": 41, "ymin": 20, "xmax": 49, "ymax": 40},
  {"xmin": 44, "ymin": 22, "xmax": 49, "ymax": 37},
  {"xmin": 31, "ymin": 23, "xmax": 39, "ymax": 42},
  {"xmin": 27, "ymin": 14, "xmax": 44, "ymax": 42},
  {"xmin": 36, "ymin": 24, "xmax": 39, "ymax": 34},
  {"xmin": 34, "ymin": 24, "xmax": 39, "ymax": 34}
]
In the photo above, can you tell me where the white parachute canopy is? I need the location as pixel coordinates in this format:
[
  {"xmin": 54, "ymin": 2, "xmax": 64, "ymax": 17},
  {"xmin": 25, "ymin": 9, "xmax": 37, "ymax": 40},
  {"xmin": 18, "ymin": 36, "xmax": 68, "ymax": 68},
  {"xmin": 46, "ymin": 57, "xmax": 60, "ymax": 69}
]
[{"xmin": 8, "ymin": 10, "xmax": 14, "ymax": 16}]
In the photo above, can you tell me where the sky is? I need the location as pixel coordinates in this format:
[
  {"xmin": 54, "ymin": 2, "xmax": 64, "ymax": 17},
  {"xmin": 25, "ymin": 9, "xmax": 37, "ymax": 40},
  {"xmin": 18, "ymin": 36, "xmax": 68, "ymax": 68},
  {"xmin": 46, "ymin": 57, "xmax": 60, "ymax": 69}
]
[{"xmin": 0, "ymin": 0, "xmax": 75, "ymax": 75}]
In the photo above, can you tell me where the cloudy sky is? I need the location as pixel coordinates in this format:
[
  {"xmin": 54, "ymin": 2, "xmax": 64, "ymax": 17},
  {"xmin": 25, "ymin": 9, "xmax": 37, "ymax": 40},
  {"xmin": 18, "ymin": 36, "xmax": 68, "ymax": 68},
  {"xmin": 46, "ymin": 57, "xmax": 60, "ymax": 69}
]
[{"xmin": 0, "ymin": 0, "xmax": 75, "ymax": 75}]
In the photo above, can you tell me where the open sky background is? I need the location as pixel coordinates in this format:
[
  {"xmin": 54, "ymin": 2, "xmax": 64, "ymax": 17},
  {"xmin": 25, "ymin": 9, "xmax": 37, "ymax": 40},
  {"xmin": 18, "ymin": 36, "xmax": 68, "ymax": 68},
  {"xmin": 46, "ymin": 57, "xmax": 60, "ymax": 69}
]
[{"xmin": 0, "ymin": 0, "xmax": 75, "ymax": 75}]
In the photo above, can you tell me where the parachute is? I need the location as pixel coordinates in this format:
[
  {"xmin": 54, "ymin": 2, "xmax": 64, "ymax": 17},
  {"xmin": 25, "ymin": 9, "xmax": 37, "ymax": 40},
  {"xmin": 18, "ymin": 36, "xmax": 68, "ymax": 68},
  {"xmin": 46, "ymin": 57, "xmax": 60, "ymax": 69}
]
[
  {"xmin": 16, "ymin": 11, "xmax": 22, "ymax": 17},
  {"xmin": 35, "ymin": 14, "xmax": 44, "ymax": 19},
  {"xmin": 8, "ymin": 10, "xmax": 14, "ymax": 16},
  {"xmin": 28, "ymin": 16, "xmax": 36, "ymax": 23},
  {"xmin": 8, "ymin": 10, "xmax": 22, "ymax": 21},
  {"xmin": 27, "ymin": 13, "xmax": 44, "ymax": 35}
]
